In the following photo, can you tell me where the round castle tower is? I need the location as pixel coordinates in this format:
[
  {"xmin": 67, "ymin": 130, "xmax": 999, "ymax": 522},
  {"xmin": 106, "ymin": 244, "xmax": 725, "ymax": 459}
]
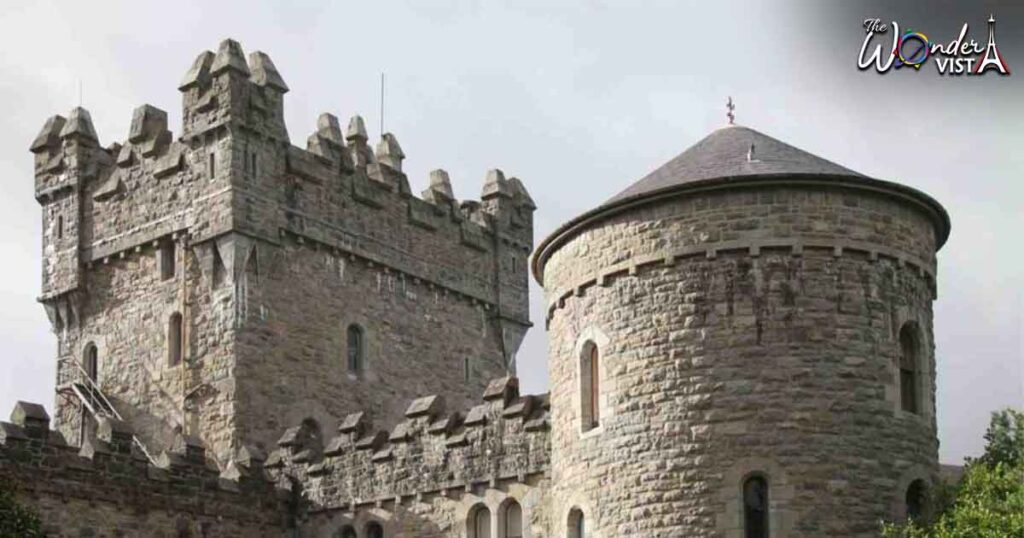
[{"xmin": 533, "ymin": 124, "xmax": 949, "ymax": 537}]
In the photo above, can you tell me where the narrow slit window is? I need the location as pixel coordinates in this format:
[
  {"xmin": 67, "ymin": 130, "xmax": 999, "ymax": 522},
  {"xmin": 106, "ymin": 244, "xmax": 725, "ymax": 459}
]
[
  {"xmin": 160, "ymin": 241, "xmax": 176, "ymax": 281},
  {"xmin": 83, "ymin": 343, "xmax": 98, "ymax": 383},
  {"xmin": 209, "ymin": 152, "xmax": 216, "ymax": 179},
  {"xmin": 168, "ymin": 313, "xmax": 183, "ymax": 366},
  {"xmin": 580, "ymin": 341, "xmax": 600, "ymax": 432},
  {"xmin": 464, "ymin": 357, "xmax": 471, "ymax": 384},
  {"xmin": 504, "ymin": 501, "xmax": 523, "ymax": 538},
  {"xmin": 347, "ymin": 324, "xmax": 364, "ymax": 375},
  {"xmin": 56, "ymin": 215, "xmax": 64, "ymax": 240},
  {"xmin": 251, "ymin": 152, "xmax": 258, "ymax": 179},
  {"xmin": 899, "ymin": 324, "xmax": 919, "ymax": 414}
]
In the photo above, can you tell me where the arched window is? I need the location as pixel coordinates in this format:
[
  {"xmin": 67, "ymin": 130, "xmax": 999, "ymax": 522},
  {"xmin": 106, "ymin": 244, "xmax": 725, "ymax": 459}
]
[
  {"xmin": 906, "ymin": 480, "xmax": 926, "ymax": 521},
  {"xmin": 347, "ymin": 324, "xmax": 365, "ymax": 375},
  {"xmin": 899, "ymin": 323, "xmax": 919, "ymax": 414},
  {"xmin": 580, "ymin": 341, "xmax": 600, "ymax": 432},
  {"xmin": 502, "ymin": 500, "xmax": 523, "ymax": 538},
  {"xmin": 365, "ymin": 522, "xmax": 384, "ymax": 538},
  {"xmin": 169, "ymin": 313, "xmax": 184, "ymax": 366},
  {"xmin": 743, "ymin": 475, "xmax": 769, "ymax": 538},
  {"xmin": 567, "ymin": 508, "xmax": 585, "ymax": 538},
  {"xmin": 83, "ymin": 343, "xmax": 98, "ymax": 383},
  {"xmin": 468, "ymin": 504, "xmax": 491, "ymax": 538},
  {"xmin": 336, "ymin": 526, "xmax": 356, "ymax": 538}
]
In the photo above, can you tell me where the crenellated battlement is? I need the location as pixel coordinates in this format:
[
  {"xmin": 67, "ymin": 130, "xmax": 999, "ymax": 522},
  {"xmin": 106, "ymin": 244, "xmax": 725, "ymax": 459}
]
[
  {"xmin": 31, "ymin": 38, "xmax": 535, "ymax": 316},
  {"xmin": 0, "ymin": 401, "xmax": 289, "ymax": 537},
  {"xmin": 263, "ymin": 376, "xmax": 550, "ymax": 512}
]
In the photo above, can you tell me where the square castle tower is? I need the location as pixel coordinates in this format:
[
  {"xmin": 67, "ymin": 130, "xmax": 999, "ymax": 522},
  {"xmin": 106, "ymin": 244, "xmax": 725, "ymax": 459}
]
[{"xmin": 30, "ymin": 38, "xmax": 535, "ymax": 466}]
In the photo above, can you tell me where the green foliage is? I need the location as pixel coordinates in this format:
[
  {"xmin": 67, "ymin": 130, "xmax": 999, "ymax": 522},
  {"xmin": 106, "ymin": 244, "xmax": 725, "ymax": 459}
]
[
  {"xmin": 0, "ymin": 478, "xmax": 45, "ymax": 538},
  {"xmin": 979, "ymin": 408, "xmax": 1024, "ymax": 468},
  {"xmin": 882, "ymin": 408, "xmax": 1024, "ymax": 538}
]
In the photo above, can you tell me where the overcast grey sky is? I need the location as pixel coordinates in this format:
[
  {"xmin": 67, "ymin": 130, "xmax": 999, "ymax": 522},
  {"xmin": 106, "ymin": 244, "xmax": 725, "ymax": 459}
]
[{"xmin": 0, "ymin": 0, "xmax": 1020, "ymax": 464}]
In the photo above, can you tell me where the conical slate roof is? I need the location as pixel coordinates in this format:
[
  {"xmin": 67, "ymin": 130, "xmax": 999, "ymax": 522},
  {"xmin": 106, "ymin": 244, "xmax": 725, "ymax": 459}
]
[
  {"xmin": 607, "ymin": 125, "xmax": 865, "ymax": 205},
  {"xmin": 532, "ymin": 123, "xmax": 951, "ymax": 284}
]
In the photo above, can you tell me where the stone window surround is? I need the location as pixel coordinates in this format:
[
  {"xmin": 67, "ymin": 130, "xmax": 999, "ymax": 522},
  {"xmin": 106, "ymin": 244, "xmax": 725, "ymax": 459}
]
[
  {"xmin": 566, "ymin": 505, "xmax": 586, "ymax": 538},
  {"xmin": 573, "ymin": 326, "xmax": 611, "ymax": 439},
  {"xmin": 157, "ymin": 238, "xmax": 177, "ymax": 281},
  {"xmin": 892, "ymin": 465, "xmax": 934, "ymax": 521},
  {"xmin": 346, "ymin": 323, "xmax": 367, "ymax": 377},
  {"xmin": 76, "ymin": 336, "xmax": 107, "ymax": 384},
  {"xmin": 717, "ymin": 457, "xmax": 795, "ymax": 538},
  {"xmin": 325, "ymin": 507, "xmax": 392, "ymax": 538},
  {"xmin": 889, "ymin": 310, "xmax": 933, "ymax": 423},
  {"xmin": 464, "ymin": 493, "xmax": 532, "ymax": 538}
]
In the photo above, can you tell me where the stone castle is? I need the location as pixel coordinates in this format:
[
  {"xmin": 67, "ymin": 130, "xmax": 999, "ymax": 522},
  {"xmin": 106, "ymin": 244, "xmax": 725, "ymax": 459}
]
[{"xmin": 1, "ymin": 39, "xmax": 951, "ymax": 537}]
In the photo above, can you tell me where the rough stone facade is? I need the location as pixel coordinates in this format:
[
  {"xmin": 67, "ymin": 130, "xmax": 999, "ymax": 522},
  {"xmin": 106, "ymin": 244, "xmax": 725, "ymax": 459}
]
[
  {"xmin": 533, "ymin": 126, "xmax": 950, "ymax": 537},
  {"xmin": 0, "ymin": 402, "xmax": 287, "ymax": 537},
  {"xmin": 7, "ymin": 38, "xmax": 952, "ymax": 538},
  {"xmin": 31, "ymin": 38, "xmax": 533, "ymax": 466}
]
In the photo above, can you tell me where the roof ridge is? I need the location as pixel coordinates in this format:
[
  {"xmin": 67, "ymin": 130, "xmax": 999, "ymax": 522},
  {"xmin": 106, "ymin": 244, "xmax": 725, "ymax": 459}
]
[{"xmin": 607, "ymin": 126, "xmax": 866, "ymax": 204}]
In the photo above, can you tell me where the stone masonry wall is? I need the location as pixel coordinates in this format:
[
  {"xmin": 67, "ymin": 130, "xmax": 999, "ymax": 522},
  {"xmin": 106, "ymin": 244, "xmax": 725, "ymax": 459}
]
[
  {"xmin": 266, "ymin": 377, "xmax": 552, "ymax": 537},
  {"xmin": 0, "ymin": 402, "xmax": 288, "ymax": 538},
  {"xmin": 541, "ymin": 184, "xmax": 940, "ymax": 537},
  {"xmin": 32, "ymin": 38, "xmax": 535, "ymax": 466}
]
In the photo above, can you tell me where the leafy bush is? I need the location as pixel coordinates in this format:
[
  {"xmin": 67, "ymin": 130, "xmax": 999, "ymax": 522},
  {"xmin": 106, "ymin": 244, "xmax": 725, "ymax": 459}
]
[
  {"xmin": 0, "ymin": 478, "xmax": 44, "ymax": 538},
  {"xmin": 882, "ymin": 408, "xmax": 1024, "ymax": 538}
]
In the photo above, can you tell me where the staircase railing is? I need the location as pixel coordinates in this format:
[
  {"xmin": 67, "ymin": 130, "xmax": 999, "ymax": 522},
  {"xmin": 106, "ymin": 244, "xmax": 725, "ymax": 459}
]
[{"xmin": 61, "ymin": 356, "xmax": 156, "ymax": 465}]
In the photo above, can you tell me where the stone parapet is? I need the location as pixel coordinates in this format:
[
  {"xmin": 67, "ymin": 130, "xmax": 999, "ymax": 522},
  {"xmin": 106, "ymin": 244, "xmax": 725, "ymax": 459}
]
[{"xmin": 264, "ymin": 376, "xmax": 551, "ymax": 512}]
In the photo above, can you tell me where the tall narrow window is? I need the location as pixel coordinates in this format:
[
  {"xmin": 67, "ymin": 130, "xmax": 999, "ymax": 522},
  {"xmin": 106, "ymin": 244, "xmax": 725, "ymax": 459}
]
[
  {"xmin": 169, "ymin": 313, "xmax": 183, "ymax": 366},
  {"xmin": 568, "ymin": 508, "xmax": 585, "ymax": 538},
  {"xmin": 580, "ymin": 341, "xmax": 600, "ymax": 432},
  {"xmin": 906, "ymin": 480, "xmax": 926, "ymax": 521},
  {"xmin": 83, "ymin": 343, "xmax": 98, "ymax": 383},
  {"xmin": 899, "ymin": 324, "xmax": 919, "ymax": 414},
  {"xmin": 365, "ymin": 522, "xmax": 384, "ymax": 538},
  {"xmin": 468, "ymin": 505, "xmax": 491, "ymax": 538},
  {"xmin": 160, "ymin": 241, "xmax": 176, "ymax": 280},
  {"xmin": 743, "ymin": 475, "xmax": 769, "ymax": 538},
  {"xmin": 464, "ymin": 357, "xmax": 472, "ymax": 384},
  {"xmin": 347, "ymin": 324, "xmax": 364, "ymax": 374},
  {"xmin": 56, "ymin": 215, "xmax": 64, "ymax": 240},
  {"xmin": 503, "ymin": 500, "xmax": 523, "ymax": 538},
  {"xmin": 208, "ymin": 152, "xmax": 216, "ymax": 179},
  {"xmin": 250, "ymin": 152, "xmax": 258, "ymax": 179}
]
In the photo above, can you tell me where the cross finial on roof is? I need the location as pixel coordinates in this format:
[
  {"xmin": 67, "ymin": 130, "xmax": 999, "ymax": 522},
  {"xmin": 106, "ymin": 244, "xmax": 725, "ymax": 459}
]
[{"xmin": 726, "ymin": 96, "xmax": 735, "ymax": 125}]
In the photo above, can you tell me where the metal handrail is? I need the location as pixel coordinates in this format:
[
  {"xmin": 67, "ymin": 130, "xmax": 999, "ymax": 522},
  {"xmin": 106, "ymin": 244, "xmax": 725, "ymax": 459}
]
[{"xmin": 63, "ymin": 355, "xmax": 156, "ymax": 464}]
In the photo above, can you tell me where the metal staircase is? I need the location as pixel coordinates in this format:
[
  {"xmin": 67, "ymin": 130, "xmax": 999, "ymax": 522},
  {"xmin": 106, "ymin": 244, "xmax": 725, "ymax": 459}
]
[{"xmin": 58, "ymin": 357, "xmax": 156, "ymax": 464}]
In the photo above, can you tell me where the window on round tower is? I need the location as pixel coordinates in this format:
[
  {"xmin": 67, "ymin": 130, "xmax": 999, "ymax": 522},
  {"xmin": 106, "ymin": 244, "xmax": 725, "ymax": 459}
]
[
  {"xmin": 580, "ymin": 341, "xmax": 600, "ymax": 432},
  {"xmin": 906, "ymin": 479, "xmax": 927, "ymax": 521},
  {"xmin": 899, "ymin": 323, "xmax": 920, "ymax": 415},
  {"xmin": 365, "ymin": 522, "xmax": 384, "ymax": 538},
  {"xmin": 743, "ymin": 475, "xmax": 769, "ymax": 538}
]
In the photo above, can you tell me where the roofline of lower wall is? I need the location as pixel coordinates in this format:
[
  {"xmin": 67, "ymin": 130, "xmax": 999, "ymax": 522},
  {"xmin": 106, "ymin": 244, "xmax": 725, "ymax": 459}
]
[{"xmin": 531, "ymin": 173, "xmax": 951, "ymax": 286}]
